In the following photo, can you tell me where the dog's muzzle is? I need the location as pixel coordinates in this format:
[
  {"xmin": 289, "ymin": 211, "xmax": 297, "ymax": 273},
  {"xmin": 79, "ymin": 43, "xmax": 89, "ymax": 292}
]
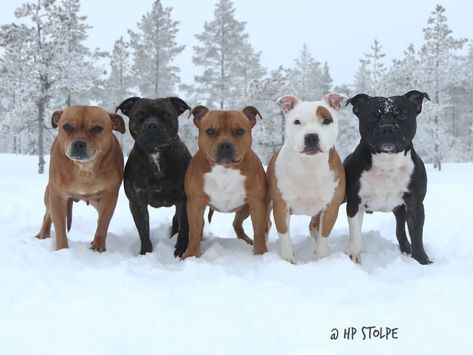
[
  {"xmin": 302, "ymin": 133, "xmax": 322, "ymax": 155},
  {"xmin": 66, "ymin": 139, "xmax": 96, "ymax": 161},
  {"xmin": 216, "ymin": 141, "xmax": 239, "ymax": 164},
  {"xmin": 371, "ymin": 123, "xmax": 406, "ymax": 153}
]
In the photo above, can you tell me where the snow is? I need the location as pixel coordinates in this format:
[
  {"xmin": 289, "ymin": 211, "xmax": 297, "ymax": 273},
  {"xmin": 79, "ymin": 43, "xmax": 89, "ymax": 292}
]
[{"xmin": 0, "ymin": 153, "xmax": 472, "ymax": 355}]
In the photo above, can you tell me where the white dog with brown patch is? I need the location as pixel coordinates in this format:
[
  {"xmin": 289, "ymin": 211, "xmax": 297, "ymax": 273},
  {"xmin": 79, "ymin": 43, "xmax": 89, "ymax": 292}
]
[{"xmin": 267, "ymin": 93, "xmax": 346, "ymax": 262}]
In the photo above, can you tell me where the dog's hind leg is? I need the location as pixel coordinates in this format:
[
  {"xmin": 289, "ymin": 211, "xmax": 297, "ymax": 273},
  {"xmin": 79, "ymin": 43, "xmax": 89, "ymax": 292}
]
[
  {"xmin": 174, "ymin": 198, "xmax": 189, "ymax": 258},
  {"xmin": 170, "ymin": 213, "xmax": 179, "ymax": 238},
  {"xmin": 233, "ymin": 204, "xmax": 253, "ymax": 245},
  {"xmin": 36, "ymin": 185, "xmax": 52, "ymax": 239},
  {"xmin": 393, "ymin": 206, "xmax": 412, "ymax": 255}
]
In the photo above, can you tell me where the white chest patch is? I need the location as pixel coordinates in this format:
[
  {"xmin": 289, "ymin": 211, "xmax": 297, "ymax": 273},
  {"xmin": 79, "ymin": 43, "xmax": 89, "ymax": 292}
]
[
  {"xmin": 204, "ymin": 165, "xmax": 246, "ymax": 212},
  {"xmin": 149, "ymin": 153, "xmax": 160, "ymax": 171},
  {"xmin": 275, "ymin": 148, "xmax": 337, "ymax": 216},
  {"xmin": 359, "ymin": 151, "xmax": 414, "ymax": 212}
]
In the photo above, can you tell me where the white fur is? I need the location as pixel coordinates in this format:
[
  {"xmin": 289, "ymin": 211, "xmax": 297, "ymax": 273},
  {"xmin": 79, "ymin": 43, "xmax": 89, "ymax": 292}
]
[
  {"xmin": 346, "ymin": 208, "xmax": 364, "ymax": 263},
  {"xmin": 275, "ymin": 146, "xmax": 337, "ymax": 216},
  {"xmin": 359, "ymin": 152, "xmax": 414, "ymax": 212},
  {"xmin": 204, "ymin": 165, "xmax": 246, "ymax": 212},
  {"xmin": 149, "ymin": 152, "xmax": 161, "ymax": 171},
  {"xmin": 283, "ymin": 100, "xmax": 339, "ymax": 155},
  {"xmin": 274, "ymin": 97, "xmax": 342, "ymax": 262}
]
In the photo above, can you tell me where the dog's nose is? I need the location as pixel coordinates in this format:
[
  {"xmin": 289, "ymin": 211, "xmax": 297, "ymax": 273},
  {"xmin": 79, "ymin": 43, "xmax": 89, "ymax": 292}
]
[
  {"xmin": 379, "ymin": 123, "xmax": 395, "ymax": 135},
  {"xmin": 72, "ymin": 139, "xmax": 87, "ymax": 152},
  {"xmin": 216, "ymin": 141, "xmax": 234, "ymax": 163},
  {"xmin": 144, "ymin": 121, "xmax": 159, "ymax": 131},
  {"xmin": 218, "ymin": 141, "xmax": 233, "ymax": 152},
  {"xmin": 304, "ymin": 134, "xmax": 319, "ymax": 147}
]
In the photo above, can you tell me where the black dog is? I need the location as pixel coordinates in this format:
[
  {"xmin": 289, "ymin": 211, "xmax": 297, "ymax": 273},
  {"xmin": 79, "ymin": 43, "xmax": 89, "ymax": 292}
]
[
  {"xmin": 344, "ymin": 90, "xmax": 431, "ymax": 265},
  {"xmin": 116, "ymin": 97, "xmax": 191, "ymax": 256}
]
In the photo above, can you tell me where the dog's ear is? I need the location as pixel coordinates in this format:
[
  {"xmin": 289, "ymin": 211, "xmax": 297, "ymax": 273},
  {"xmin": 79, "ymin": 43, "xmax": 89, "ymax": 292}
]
[
  {"xmin": 346, "ymin": 94, "xmax": 369, "ymax": 115},
  {"xmin": 51, "ymin": 110, "xmax": 63, "ymax": 128},
  {"xmin": 115, "ymin": 97, "xmax": 140, "ymax": 116},
  {"xmin": 109, "ymin": 113, "xmax": 126, "ymax": 134},
  {"xmin": 404, "ymin": 90, "xmax": 430, "ymax": 114},
  {"xmin": 167, "ymin": 97, "xmax": 190, "ymax": 116},
  {"xmin": 324, "ymin": 92, "xmax": 347, "ymax": 112},
  {"xmin": 190, "ymin": 105, "xmax": 209, "ymax": 128},
  {"xmin": 277, "ymin": 95, "xmax": 299, "ymax": 113},
  {"xmin": 242, "ymin": 106, "xmax": 262, "ymax": 128}
]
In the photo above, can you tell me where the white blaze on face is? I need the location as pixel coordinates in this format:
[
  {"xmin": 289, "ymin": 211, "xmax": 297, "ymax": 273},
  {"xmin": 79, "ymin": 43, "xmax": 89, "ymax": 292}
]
[{"xmin": 283, "ymin": 100, "xmax": 339, "ymax": 154}]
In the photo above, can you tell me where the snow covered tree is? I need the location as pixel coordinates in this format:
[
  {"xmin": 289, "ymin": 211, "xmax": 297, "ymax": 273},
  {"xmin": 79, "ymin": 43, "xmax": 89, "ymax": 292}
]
[
  {"xmin": 192, "ymin": 0, "xmax": 262, "ymax": 109},
  {"xmin": 419, "ymin": 4, "xmax": 467, "ymax": 170},
  {"xmin": 128, "ymin": 0, "xmax": 184, "ymax": 97},
  {"xmin": 320, "ymin": 62, "xmax": 333, "ymax": 95},
  {"xmin": 353, "ymin": 59, "xmax": 372, "ymax": 95},
  {"xmin": 52, "ymin": 0, "xmax": 97, "ymax": 107},
  {"xmin": 100, "ymin": 36, "xmax": 134, "ymax": 111},
  {"xmin": 288, "ymin": 44, "xmax": 324, "ymax": 100},
  {"xmin": 382, "ymin": 44, "xmax": 420, "ymax": 95},
  {"xmin": 245, "ymin": 66, "xmax": 293, "ymax": 162},
  {"xmin": 99, "ymin": 36, "xmax": 135, "ymax": 154},
  {"xmin": 0, "ymin": 0, "xmax": 65, "ymax": 173},
  {"xmin": 365, "ymin": 39, "xmax": 386, "ymax": 95}
]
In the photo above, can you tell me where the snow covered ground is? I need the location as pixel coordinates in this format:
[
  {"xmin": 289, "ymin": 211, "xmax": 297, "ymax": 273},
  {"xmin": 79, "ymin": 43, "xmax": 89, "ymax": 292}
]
[{"xmin": 0, "ymin": 153, "xmax": 472, "ymax": 355}]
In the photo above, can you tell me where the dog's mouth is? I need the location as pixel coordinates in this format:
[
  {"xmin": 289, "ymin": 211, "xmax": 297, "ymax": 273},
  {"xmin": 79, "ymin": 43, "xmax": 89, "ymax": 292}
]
[
  {"xmin": 209, "ymin": 156, "xmax": 242, "ymax": 165},
  {"xmin": 65, "ymin": 151, "xmax": 97, "ymax": 162},
  {"xmin": 65, "ymin": 142, "xmax": 96, "ymax": 162},
  {"xmin": 301, "ymin": 146, "xmax": 323, "ymax": 155}
]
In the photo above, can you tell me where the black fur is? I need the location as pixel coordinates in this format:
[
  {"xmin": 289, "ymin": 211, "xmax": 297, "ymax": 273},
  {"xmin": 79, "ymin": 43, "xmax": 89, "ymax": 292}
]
[
  {"xmin": 118, "ymin": 97, "xmax": 191, "ymax": 257},
  {"xmin": 344, "ymin": 90, "xmax": 431, "ymax": 265}
]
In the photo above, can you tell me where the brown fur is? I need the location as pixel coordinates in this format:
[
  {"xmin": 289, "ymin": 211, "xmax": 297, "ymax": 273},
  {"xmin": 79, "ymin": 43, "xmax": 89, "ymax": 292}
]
[
  {"xmin": 35, "ymin": 106, "xmax": 125, "ymax": 252},
  {"xmin": 267, "ymin": 147, "xmax": 345, "ymax": 241},
  {"xmin": 182, "ymin": 108, "xmax": 268, "ymax": 258}
]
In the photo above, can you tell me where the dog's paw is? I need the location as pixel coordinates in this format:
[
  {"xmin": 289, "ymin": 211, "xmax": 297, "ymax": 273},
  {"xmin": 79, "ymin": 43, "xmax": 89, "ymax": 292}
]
[
  {"xmin": 140, "ymin": 244, "xmax": 153, "ymax": 255},
  {"xmin": 237, "ymin": 233, "xmax": 253, "ymax": 245},
  {"xmin": 174, "ymin": 244, "xmax": 186, "ymax": 258},
  {"xmin": 412, "ymin": 252, "xmax": 432, "ymax": 265},
  {"xmin": 90, "ymin": 239, "xmax": 106, "ymax": 253},
  {"xmin": 181, "ymin": 247, "xmax": 201, "ymax": 259},
  {"xmin": 35, "ymin": 233, "xmax": 51, "ymax": 240},
  {"xmin": 345, "ymin": 244, "xmax": 361, "ymax": 264},
  {"xmin": 315, "ymin": 248, "xmax": 328, "ymax": 260},
  {"xmin": 346, "ymin": 248, "xmax": 362, "ymax": 264},
  {"xmin": 253, "ymin": 245, "xmax": 268, "ymax": 255},
  {"xmin": 399, "ymin": 242, "xmax": 412, "ymax": 255}
]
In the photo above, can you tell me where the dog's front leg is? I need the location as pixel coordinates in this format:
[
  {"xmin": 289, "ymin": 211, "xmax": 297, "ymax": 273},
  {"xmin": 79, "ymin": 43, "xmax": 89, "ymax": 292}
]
[
  {"xmin": 273, "ymin": 198, "xmax": 293, "ymax": 263},
  {"xmin": 182, "ymin": 197, "xmax": 206, "ymax": 258},
  {"xmin": 49, "ymin": 190, "xmax": 69, "ymax": 250},
  {"xmin": 346, "ymin": 204, "xmax": 364, "ymax": 264},
  {"xmin": 90, "ymin": 189, "xmax": 119, "ymax": 252},
  {"xmin": 406, "ymin": 202, "xmax": 431, "ymax": 265},
  {"xmin": 248, "ymin": 200, "xmax": 268, "ymax": 255},
  {"xmin": 129, "ymin": 198, "xmax": 152, "ymax": 255},
  {"xmin": 174, "ymin": 197, "xmax": 189, "ymax": 258}
]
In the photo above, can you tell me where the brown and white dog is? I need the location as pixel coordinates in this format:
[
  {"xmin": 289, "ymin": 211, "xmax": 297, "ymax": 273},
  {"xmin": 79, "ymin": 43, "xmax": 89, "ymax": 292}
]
[
  {"xmin": 267, "ymin": 94, "xmax": 346, "ymax": 262},
  {"xmin": 35, "ymin": 106, "xmax": 126, "ymax": 251},
  {"xmin": 182, "ymin": 106, "xmax": 268, "ymax": 258}
]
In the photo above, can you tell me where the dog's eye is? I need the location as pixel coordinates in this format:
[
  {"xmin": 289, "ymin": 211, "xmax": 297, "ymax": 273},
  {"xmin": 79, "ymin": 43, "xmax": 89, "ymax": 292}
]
[
  {"xmin": 206, "ymin": 128, "xmax": 216, "ymax": 136},
  {"xmin": 63, "ymin": 124, "xmax": 74, "ymax": 133},
  {"xmin": 293, "ymin": 119, "xmax": 301, "ymax": 125},
  {"xmin": 397, "ymin": 113, "xmax": 408, "ymax": 120},
  {"xmin": 90, "ymin": 126, "xmax": 103, "ymax": 134},
  {"xmin": 235, "ymin": 128, "xmax": 245, "ymax": 136},
  {"xmin": 322, "ymin": 117, "xmax": 333, "ymax": 125}
]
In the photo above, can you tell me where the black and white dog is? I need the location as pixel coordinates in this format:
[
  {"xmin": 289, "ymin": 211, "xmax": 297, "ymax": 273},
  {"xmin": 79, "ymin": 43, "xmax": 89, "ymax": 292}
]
[
  {"xmin": 344, "ymin": 90, "xmax": 431, "ymax": 265},
  {"xmin": 116, "ymin": 97, "xmax": 191, "ymax": 257}
]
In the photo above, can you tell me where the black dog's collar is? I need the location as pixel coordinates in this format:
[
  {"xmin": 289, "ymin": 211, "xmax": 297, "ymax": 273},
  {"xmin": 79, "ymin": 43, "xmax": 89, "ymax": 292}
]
[{"xmin": 153, "ymin": 136, "xmax": 179, "ymax": 152}]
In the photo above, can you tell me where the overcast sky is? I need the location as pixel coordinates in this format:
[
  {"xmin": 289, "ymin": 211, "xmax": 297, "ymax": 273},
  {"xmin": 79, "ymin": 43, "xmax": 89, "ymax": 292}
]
[{"xmin": 1, "ymin": 0, "xmax": 472, "ymax": 88}]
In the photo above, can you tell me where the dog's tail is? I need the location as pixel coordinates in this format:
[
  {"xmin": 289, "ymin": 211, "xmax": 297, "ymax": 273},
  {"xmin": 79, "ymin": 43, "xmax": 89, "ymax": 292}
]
[
  {"xmin": 66, "ymin": 198, "xmax": 73, "ymax": 232},
  {"xmin": 208, "ymin": 208, "xmax": 215, "ymax": 223}
]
